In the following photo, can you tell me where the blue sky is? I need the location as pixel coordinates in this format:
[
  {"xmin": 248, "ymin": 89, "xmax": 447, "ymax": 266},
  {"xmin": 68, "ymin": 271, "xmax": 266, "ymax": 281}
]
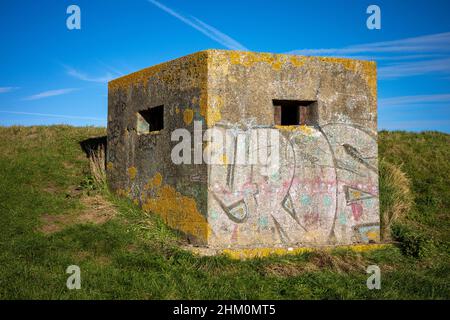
[{"xmin": 1, "ymin": 0, "xmax": 449, "ymax": 132}]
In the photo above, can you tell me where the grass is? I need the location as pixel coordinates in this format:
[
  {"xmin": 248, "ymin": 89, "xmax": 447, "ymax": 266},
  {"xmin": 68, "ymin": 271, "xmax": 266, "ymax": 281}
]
[
  {"xmin": 379, "ymin": 131, "xmax": 450, "ymax": 245},
  {"xmin": 0, "ymin": 126, "xmax": 448, "ymax": 299}
]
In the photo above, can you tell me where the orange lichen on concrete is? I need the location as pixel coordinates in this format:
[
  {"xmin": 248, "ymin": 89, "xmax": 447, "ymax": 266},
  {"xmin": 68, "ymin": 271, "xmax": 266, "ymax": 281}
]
[
  {"xmin": 152, "ymin": 172, "xmax": 163, "ymax": 187},
  {"xmin": 226, "ymin": 51, "xmax": 286, "ymax": 71},
  {"xmin": 142, "ymin": 173, "xmax": 209, "ymax": 242},
  {"xmin": 221, "ymin": 243, "xmax": 389, "ymax": 260},
  {"xmin": 108, "ymin": 63, "xmax": 163, "ymax": 92},
  {"xmin": 127, "ymin": 166, "xmax": 137, "ymax": 180},
  {"xmin": 317, "ymin": 57, "xmax": 377, "ymax": 100},
  {"xmin": 275, "ymin": 125, "xmax": 314, "ymax": 135},
  {"xmin": 214, "ymin": 50, "xmax": 377, "ymax": 100},
  {"xmin": 207, "ymin": 95, "xmax": 223, "ymax": 127},
  {"xmin": 108, "ymin": 51, "xmax": 208, "ymax": 92},
  {"xmin": 367, "ymin": 231, "xmax": 379, "ymax": 242},
  {"xmin": 289, "ymin": 55, "xmax": 307, "ymax": 67},
  {"xmin": 183, "ymin": 108, "xmax": 194, "ymax": 125}
]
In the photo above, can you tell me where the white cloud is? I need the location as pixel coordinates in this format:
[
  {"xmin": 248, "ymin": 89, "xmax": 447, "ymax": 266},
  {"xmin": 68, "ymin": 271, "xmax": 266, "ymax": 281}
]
[
  {"xmin": 379, "ymin": 57, "xmax": 450, "ymax": 79},
  {"xmin": 380, "ymin": 94, "xmax": 450, "ymax": 107},
  {"xmin": 65, "ymin": 66, "xmax": 115, "ymax": 83},
  {"xmin": 0, "ymin": 110, "xmax": 104, "ymax": 121},
  {"xmin": 148, "ymin": 0, "xmax": 248, "ymax": 51},
  {"xmin": 0, "ymin": 110, "xmax": 104, "ymax": 122},
  {"xmin": 23, "ymin": 88, "xmax": 78, "ymax": 101},
  {"xmin": 288, "ymin": 32, "xmax": 450, "ymax": 80},
  {"xmin": 96, "ymin": 60, "xmax": 124, "ymax": 77},
  {"xmin": 0, "ymin": 87, "xmax": 20, "ymax": 93},
  {"xmin": 288, "ymin": 32, "xmax": 450, "ymax": 56}
]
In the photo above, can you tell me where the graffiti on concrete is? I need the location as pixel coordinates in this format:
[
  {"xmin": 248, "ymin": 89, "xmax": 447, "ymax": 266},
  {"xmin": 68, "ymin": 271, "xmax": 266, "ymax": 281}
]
[{"xmin": 208, "ymin": 122, "xmax": 379, "ymax": 247}]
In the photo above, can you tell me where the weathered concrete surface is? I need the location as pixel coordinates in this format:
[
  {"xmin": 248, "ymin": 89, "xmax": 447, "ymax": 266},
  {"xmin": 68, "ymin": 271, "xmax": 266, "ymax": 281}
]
[{"xmin": 107, "ymin": 49, "xmax": 379, "ymax": 249}]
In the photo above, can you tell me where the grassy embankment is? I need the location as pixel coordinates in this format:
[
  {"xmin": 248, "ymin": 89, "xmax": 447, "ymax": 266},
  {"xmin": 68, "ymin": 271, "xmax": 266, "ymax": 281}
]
[{"xmin": 0, "ymin": 126, "xmax": 448, "ymax": 299}]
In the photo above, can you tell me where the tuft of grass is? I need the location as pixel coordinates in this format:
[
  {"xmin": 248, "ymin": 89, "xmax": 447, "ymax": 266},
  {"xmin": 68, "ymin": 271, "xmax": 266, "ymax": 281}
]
[
  {"xmin": 87, "ymin": 144, "xmax": 106, "ymax": 189},
  {"xmin": 379, "ymin": 158, "xmax": 414, "ymax": 240},
  {"xmin": 391, "ymin": 223, "xmax": 435, "ymax": 259}
]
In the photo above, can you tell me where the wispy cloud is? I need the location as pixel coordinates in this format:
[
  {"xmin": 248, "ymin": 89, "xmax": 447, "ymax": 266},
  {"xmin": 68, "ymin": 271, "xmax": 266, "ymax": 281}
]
[
  {"xmin": 341, "ymin": 54, "xmax": 443, "ymax": 62},
  {"xmin": 378, "ymin": 57, "xmax": 450, "ymax": 79},
  {"xmin": 288, "ymin": 32, "xmax": 450, "ymax": 80},
  {"xmin": 380, "ymin": 94, "xmax": 450, "ymax": 107},
  {"xmin": 288, "ymin": 32, "xmax": 450, "ymax": 56},
  {"xmin": 23, "ymin": 88, "xmax": 78, "ymax": 101},
  {"xmin": 0, "ymin": 110, "xmax": 104, "ymax": 122},
  {"xmin": 65, "ymin": 66, "xmax": 116, "ymax": 83},
  {"xmin": 0, "ymin": 87, "xmax": 20, "ymax": 93},
  {"xmin": 96, "ymin": 60, "xmax": 124, "ymax": 77},
  {"xmin": 147, "ymin": 0, "xmax": 248, "ymax": 51}
]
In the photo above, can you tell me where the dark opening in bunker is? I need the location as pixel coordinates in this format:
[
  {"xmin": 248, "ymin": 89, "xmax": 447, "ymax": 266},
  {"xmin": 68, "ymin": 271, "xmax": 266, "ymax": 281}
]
[
  {"xmin": 137, "ymin": 105, "xmax": 164, "ymax": 134},
  {"xmin": 273, "ymin": 100, "xmax": 318, "ymax": 126}
]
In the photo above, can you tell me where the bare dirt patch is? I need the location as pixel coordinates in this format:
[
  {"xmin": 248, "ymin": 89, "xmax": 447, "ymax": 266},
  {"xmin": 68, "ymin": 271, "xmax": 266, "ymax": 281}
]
[
  {"xmin": 309, "ymin": 250, "xmax": 366, "ymax": 273},
  {"xmin": 262, "ymin": 261, "xmax": 319, "ymax": 277},
  {"xmin": 262, "ymin": 251, "xmax": 368, "ymax": 277},
  {"xmin": 39, "ymin": 194, "xmax": 117, "ymax": 234}
]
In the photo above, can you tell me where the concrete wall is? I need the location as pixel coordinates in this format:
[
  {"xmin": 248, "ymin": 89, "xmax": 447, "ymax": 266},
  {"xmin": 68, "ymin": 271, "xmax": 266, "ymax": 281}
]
[
  {"xmin": 107, "ymin": 49, "xmax": 379, "ymax": 249},
  {"xmin": 206, "ymin": 50, "xmax": 379, "ymax": 248},
  {"xmin": 107, "ymin": 51, "xmax": 210, "ymax": 245}
]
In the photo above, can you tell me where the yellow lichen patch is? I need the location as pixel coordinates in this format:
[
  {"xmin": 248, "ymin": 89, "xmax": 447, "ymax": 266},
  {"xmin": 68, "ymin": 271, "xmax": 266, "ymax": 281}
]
[
  {"xmin": 340, "ymin": 243, "xmax": 386, "ymax": 252},
  {"xmin": 366, "ymin": 231, "xmax": 380, "ymax": 242},
  {"xmin": 143, "ymin": 175, "xmax": 156, "ymax": 191},
  {"xmin": 207, "ymin": 95, "xmax": 223, "ymax": 127},
  {"xmin": 272, "ymin": 60, "xmax": 283, "ymax": 71},
  {"xmin": 226, "ymin": 51, "xmax": 286, "ymax": 71},
  {"xmin": 222, "ymin": 247, "xmax": 314, "ymax": 259},
  {"xmin": 152, "ymin": 172, "xmax": 163, "ymax": 188},
  {"xmin": 228, "ymin": 75, "xmax": 237, "ymax": 83},
  {"xmin": 142, "ymin": 175, "xmax": 209, "ymax": 242},
  {"xmin": 290, "ymin": 55, "xmax": 307, "ymax": 67},
  {"xmin": 221, "ymin": 243, "xmax": 390, "ymax": 260},
  {"xmin": 353, "ymin": 191, "xmax": 362, "ymax": 198},
  {"xmin": 108, "ymin": 51, "xmax": 208, "ymax": 92},
  {"xmin": 106, "ymin": 162, "xmax": 113, "ymax": 170},
  {"xmin": 209, "ymin": 52, "xmax": 230, "ymax": 76},
  {"xmin": 241, "ymin": 53, "xmax": 257, "ymax": 67},
  {"xmin": 229, "ymin": 51, "xmax": 242, "ymax": 65},
  {"xmin": 220, "ymin": 154, "xmax": 229, "ymax": 165},
  {"xmin": 127, "ymin": 166, "xmax": 137, "ymax": 180},
  {"xmin": 271, "ymin": 55, "xmax": 286, "ymax": 71},
  {"xmin": 199, "ymin": 91, "xmax": 223, "ymax": 128},
  {"xmin": 183, "ymin": 108, "xmax": 194, "ymax": 125},
  {"xmin": 258, "ymin": 52, "xmax": 277, "ymax": 64},
  {"xmin": 218, "ymin": 50, "xmax": 376, "ymax": 100},
  {"xmin": 317, "ymin": 57, "xmax": 377, "ymax": 100},
  {"xmin": 275, "ymin": 125, "xmax": 313, "ymax": 135},
  {"xmin": 299, "ymin": 125, "xmax": 313, "ymax": 135},
  {"xmin": 108, "ymin": 63, "xmax": 163, "ymax": 92}
]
